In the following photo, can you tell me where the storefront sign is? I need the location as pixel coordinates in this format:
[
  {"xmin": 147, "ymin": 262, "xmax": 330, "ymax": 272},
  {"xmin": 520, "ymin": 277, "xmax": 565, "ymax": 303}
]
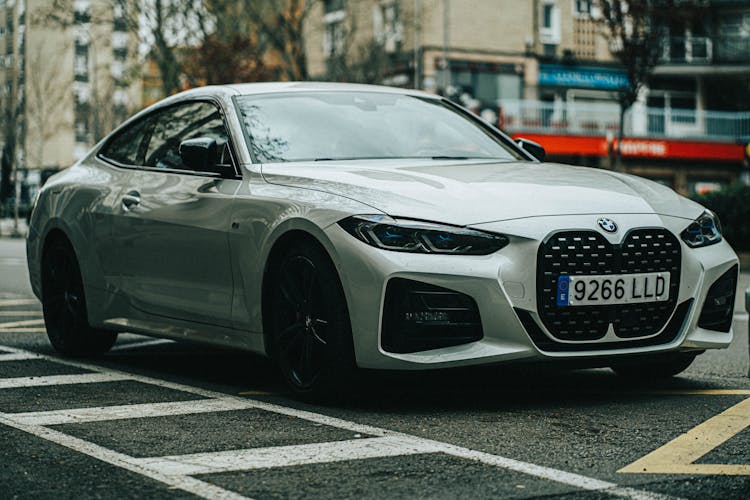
[
  {"xmin": 539, "ymin": 65, "xmax": 629, "ymax": 91},
  {"xmin": 511, "ymin": 133, "xmax": 745, "ymax": 162}
]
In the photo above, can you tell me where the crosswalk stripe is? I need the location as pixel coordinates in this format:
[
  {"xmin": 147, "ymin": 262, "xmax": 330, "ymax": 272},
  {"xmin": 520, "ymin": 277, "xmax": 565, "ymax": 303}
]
[
  {"xmin": 0, "ymin": 352, "xmax": 43, "ymax": 362},
  {"xmin": 0, "ymin": 311, "xmax": 42, "ymax": 316},
  {"xmin": 133, "ymin": 436, "xmax": 441, "ymax": 476},
  {"xmin": 0, "ymin": 372, "xmax": 130, "ymax": 389},
  {"xmin": 9, "ymin": 398, "xmax": 257, "ymax": 426},
  {"xmin": 0, "ymin": 413, "xmax": 249, "ymax": 500},
  {"xmin": 0, "ymin": 319, "xmax": 46, "ymax": 329},
  {"xmin": 0, "ymin": 344, "xmax": 673, "ymax": 500}
]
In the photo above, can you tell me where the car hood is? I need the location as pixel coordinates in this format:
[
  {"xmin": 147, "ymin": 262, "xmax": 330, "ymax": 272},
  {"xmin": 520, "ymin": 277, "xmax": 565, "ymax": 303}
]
[{"xmin": 260, "ymin": 159, "xmax": 704, "ymax": 226}]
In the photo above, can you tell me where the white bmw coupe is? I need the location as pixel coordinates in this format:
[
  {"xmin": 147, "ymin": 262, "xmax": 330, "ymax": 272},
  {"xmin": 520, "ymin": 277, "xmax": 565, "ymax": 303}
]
[{"xmin": 27, "ymin": 83, "xmax": 739, "ymax": 398}]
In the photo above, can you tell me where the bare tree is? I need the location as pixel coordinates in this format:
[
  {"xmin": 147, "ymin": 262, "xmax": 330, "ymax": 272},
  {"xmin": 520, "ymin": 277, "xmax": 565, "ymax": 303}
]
[
  {"xmin": 237, "ymin": 0, "xmax": 319, "ymax": 81},
  {"xmin": 24, "ymin": 40, "xmax": 71, "ymax": 168},
  {"xmin": 594, "ymin": 0, "xmax": 708, "ymax": 167},
  {"xmin": 43, "ymin": 0, "xmax": 201, "ymax": 96}
]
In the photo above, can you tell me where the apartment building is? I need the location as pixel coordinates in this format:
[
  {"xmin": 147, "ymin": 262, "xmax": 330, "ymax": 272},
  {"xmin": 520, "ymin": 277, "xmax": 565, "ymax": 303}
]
[
  {"xmin": 0, "ymin": 0, "xmax": 141, "ymax": 176},
  {"xmin": 305, "ymin": 0, "xmax": 750, "ymax": 195}
]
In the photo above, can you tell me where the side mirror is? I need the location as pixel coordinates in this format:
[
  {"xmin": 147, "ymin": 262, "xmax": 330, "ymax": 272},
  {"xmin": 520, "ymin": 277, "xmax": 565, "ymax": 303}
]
[
  {"xmin": 179, "ymin": 137, "xmax": 218, "ymax": 172},
  {"xmin": 517, "ymin": 138, "xmax": 546, "ymax": 162}
]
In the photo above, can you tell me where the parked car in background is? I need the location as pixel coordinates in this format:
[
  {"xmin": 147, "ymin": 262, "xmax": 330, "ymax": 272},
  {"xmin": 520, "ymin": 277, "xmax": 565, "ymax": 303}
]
[{"xmin": 26, "ymin": 83, "xmax": 739, "ymax": 398}]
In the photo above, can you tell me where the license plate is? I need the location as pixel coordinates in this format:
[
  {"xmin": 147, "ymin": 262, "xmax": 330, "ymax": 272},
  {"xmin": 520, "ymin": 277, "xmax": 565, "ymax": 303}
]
[{"xmin": 556, "ymin": 272, "xmax": 671, "ymax": 307}]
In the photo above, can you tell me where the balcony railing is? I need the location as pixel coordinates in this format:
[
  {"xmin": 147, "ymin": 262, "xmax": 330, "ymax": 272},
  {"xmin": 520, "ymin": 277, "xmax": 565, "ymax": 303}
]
[
  {"xmin": 659, "ymin": 35, "xmax": 750, "ymax": 64},
  {"xmin": 499, "ymin": 99, "xmax": 750, "ymax": 142},
  {"xmin": 660, "ymin": 36, "xmax": 713, "ymax": 64}
]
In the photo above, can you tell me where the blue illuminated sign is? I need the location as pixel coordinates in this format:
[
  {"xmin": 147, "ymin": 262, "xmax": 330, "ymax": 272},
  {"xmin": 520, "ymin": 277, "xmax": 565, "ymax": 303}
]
[{"xmin": 539, "ymin": 64, "xmax": 629, "ymax": 91}]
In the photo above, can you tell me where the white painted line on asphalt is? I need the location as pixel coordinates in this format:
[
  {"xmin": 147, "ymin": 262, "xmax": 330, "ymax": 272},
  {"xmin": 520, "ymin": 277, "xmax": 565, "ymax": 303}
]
[
  {"xmin": 0, "ymin": 328, "xmax": 47, "ymax": 334},
  {"xmin": 0, "ymin": 345, "xmax": 676, "ymax": 500},
  {"xmin": 0, "ymin": 413, "xmax": 250, "ymax": 500},
  {"xmin": 0, "ymin": 352, "xmax": 43, "ymax": 362},
  {"xmin": 0, "ymin": 311, "xmax": 42, "ymax": 316},
  {"xmin": 734, "ymin": 313, "xmax": 748, "ymax": 321},
  {"xmin": 135, "ymin": 436, "xmax": 440, "ymax": 476},
  {"xmin": 0, "ymin": 299, "xmax": 38, "ymax": 307},
  {"xmin": 111, "ymin": 339, "xmax": 175, "ymax": 351},
  {"xmin": 11, "ymin": 398, "xmax": 258, "ymax": 426},
  {"xmin": 0, "ymin": 372, "xmax": 130, "ymax": 389},
  {"xmin": 0, "ymin": 318, "xmax": 46, "ymax": 329}
]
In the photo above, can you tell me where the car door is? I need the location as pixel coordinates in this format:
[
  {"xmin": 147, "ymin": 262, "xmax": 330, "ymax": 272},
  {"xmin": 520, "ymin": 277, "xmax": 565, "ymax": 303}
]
[{"xmin": 111, "ymin": 100, "xmax": 241, "ymax": 328}]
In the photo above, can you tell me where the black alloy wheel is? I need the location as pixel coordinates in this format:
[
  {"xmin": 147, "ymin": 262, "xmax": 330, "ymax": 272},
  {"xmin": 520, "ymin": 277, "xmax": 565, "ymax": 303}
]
[
  {"xmin": 270, "ymin": 240, "xmax": 356, "ymax": 399},
  {"xmin": 610, "ymin": 351, "xmax": 698, "ymax": 379},
  {"xmin": 41, "ymin": 238, "xmax": 117, "ymax": 356}
]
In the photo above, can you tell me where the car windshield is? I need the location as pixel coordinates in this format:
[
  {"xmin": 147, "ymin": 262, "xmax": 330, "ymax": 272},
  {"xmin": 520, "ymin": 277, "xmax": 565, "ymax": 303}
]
[{"xmin": 234, "ymin": 91, "xmax": 525, "ymax": 163}]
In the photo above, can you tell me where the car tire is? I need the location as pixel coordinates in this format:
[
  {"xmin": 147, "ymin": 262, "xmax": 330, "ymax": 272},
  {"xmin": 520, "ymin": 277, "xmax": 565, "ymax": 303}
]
[
  {"xmin": 41, "ymin": 237, "xmax": 117, "ymax": 356},
  {"xmin": 269, "ymin": 239, "xmax": 357, "ymax": 401},
  {"xmin": 610, "ymin": 352, "xmax": 698, "ymax": 379}
]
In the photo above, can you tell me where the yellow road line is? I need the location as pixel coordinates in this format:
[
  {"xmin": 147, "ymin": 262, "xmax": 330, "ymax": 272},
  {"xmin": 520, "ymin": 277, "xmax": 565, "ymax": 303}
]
[
  {"xmin": 0, "ymin": 319, "xmax": 46, "ymax": 329},
  {"xmin": 0, "ymin": 311, "xmax": 41, "ymax": 316},
  {"xmin": 619, "ymin": 396, "xmax": 750, "ymax": 475},
  {"xmin": 0, "ymin": 328, "xmax": 47, "ymax": 333}
]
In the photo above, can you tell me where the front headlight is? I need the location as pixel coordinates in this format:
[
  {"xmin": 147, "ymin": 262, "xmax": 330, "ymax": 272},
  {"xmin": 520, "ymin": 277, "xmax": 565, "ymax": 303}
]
[
  {"xmin": 339, "ymin": 215, "xmax": 509, "ymax": 255},
  {"xmin": 681, "ymin": 210, "xmax": 722, "ymax": 248}
]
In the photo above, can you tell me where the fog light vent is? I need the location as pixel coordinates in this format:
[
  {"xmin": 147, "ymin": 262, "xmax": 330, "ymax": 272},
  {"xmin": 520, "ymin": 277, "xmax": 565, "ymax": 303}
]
[
  {"xmin": 381, "ymin": 278, "xmax": 483, "ymax": 354},
  {"xmin": 698, "ymin": 265, "xmax": 738, "ymax": 333}
]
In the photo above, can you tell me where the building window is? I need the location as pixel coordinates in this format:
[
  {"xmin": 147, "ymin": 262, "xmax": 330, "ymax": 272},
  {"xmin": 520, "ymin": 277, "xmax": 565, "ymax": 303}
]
[
  {"xmin": 324, "ymin": 0, "xmax": 344, "ymax": 13},
  {"xmin": 573, "ymin": 0, "xmax": 591, "ymax": 17},
  {"xmin": 323, "ymin": 9, "xmax": 346, "ymax": 57},
  {"xmin": 540, "ymin": 1, "xmax": 560, "ymax": 45},
  {"xmin": 374, "ymin": 0, "xmax": 402, "ymax": 53}
]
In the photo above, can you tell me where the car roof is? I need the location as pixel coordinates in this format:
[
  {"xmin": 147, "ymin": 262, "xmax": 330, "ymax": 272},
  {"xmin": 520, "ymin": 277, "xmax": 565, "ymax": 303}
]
[{"xmin": 162, "ymin": 81, "xmax": 440, "ymax": 103}]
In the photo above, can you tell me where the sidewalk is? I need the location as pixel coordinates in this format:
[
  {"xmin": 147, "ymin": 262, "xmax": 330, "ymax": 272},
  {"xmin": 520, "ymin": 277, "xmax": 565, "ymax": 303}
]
[{"xmin": 0, "ymin": 218, "xmax": 28, "ymax": 239}]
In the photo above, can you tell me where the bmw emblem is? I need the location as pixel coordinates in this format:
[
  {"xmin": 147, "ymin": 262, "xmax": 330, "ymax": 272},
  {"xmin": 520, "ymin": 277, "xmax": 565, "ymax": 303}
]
[{"xmin": 597, "ymin": 217, "xmax": 617, "ymax": 233}]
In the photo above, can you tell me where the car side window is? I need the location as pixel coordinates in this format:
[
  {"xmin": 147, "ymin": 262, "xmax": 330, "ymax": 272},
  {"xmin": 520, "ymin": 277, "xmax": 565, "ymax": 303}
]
[
  {"xmin": 99, "ymin": 116, "xmax": 152, "ymax": 166},
  {"xmin": 143, "ymin": 101, "xmax": 232, "ymax": 173}
]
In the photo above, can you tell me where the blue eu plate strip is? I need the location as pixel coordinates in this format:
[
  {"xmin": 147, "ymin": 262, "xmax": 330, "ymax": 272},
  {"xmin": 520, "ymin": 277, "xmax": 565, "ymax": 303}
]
[{"xmin": 556, "ymin": 276, "xmax": 570, "ymax": 307}]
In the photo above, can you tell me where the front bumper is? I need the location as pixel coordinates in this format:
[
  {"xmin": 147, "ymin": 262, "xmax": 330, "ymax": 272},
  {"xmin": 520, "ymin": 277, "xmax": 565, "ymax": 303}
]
[{"xmin": 326, "ymin": 212, "xmax": 739, "ymax": 371}]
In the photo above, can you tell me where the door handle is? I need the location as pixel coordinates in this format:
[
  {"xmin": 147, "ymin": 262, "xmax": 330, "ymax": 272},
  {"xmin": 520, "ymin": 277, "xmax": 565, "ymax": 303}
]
[{"xmin": 121, "ymin": 191, "xmax": 141, "ymax": 210}]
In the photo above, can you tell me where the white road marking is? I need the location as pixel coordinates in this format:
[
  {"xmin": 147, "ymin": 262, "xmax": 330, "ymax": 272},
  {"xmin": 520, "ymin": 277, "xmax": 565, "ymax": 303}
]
[
  {"xmin": 135, "ymin": 436, "xmax": 440, "ymax": 476},
  {"xmin": 0, "ymin": 318, "xmax": 46, "ymax": 329},
  {"xmin": 734, "ymin": 313, "xmax": 748, "ymax": 322},
  {"xmin": 0, "ymin": 344, "xmax": 676, "ymax": 500},
  {"xmin": 10, "ymin": 398, "xmax": 258, "ymax": 426},
  {"xmin": 0, "ymin": 299, "xmax": 39, "ymax": 307},
  {"xmin": 0, "ymin": 258, "xmax": 27, "ymax": 266},
  {"xmin": 111, "ymin": 339, "xmax": 175, "ymax": 351},
  {"xmin": 0, "ymin": 311, "xmax": 42, "ymax": 316},
  {"xmin": 0, "ymin": 352, "xmax": 43, "ymax": 362},
  {"xmin": 0, "ymin": 328, "xmax": 47, "ymax": 333},
  {"xmin": 0, "ymin": 413, "xmax": 249, "ymax": 500},
  {"xmin": 0, "ymin": 372, "xmax": 130, "ymax": 389}
]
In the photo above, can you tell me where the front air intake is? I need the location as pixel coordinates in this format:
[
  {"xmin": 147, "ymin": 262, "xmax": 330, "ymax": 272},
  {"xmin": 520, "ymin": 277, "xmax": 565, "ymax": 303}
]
[
  {"xmin": 698, "ymin": 265, "xmax": 738, "ymax": 333},
  {"xmin": 381, "ymin": 278, "xmax": 483, "ymax": 354}
]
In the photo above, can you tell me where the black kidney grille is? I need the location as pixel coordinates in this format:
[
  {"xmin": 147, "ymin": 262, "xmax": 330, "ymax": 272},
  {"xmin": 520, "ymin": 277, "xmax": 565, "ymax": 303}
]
[{"xmin": 537, "ymin": 229, "xmax": 681, "ymax": 341}]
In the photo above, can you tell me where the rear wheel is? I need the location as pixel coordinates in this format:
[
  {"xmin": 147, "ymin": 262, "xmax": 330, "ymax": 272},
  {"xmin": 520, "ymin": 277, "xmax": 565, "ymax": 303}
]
[
  {"xmin": 269, "ymin": 240, "xmax": 356, "ymax": 400},
  {"xmin": 41, "ymin": 238, "xmax": 117, "ymax": 356},
  {"xmin": 610, "ymin": 352, "xmax": 698, "ymax": 379}
]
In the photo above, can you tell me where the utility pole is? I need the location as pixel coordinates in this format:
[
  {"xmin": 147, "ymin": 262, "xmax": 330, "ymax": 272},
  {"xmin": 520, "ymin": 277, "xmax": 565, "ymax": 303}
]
[
  {"xmin": 413, "ymin": 0, "xmax": 421, "ymax": 89},
  {"xmin": 442, "ymin": 0, "xmax": 450, "ymax": 92}
]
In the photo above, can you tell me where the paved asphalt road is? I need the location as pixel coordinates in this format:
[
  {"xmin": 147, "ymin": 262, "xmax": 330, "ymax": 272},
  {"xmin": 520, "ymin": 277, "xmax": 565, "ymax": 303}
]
[{"xmin": 1, "ymin": 237, "xmax": 749, "ymax": 499}]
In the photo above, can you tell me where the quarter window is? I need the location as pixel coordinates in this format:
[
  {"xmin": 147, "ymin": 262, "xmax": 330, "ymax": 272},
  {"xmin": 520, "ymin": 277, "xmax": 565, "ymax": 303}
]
[
  {"xmin": 144, "ymin": 101, "xmax": 232, "ymax": 173},
  {"xmin": 99, "ymin": 117, "xmax": 151, "ymax": 166}
]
